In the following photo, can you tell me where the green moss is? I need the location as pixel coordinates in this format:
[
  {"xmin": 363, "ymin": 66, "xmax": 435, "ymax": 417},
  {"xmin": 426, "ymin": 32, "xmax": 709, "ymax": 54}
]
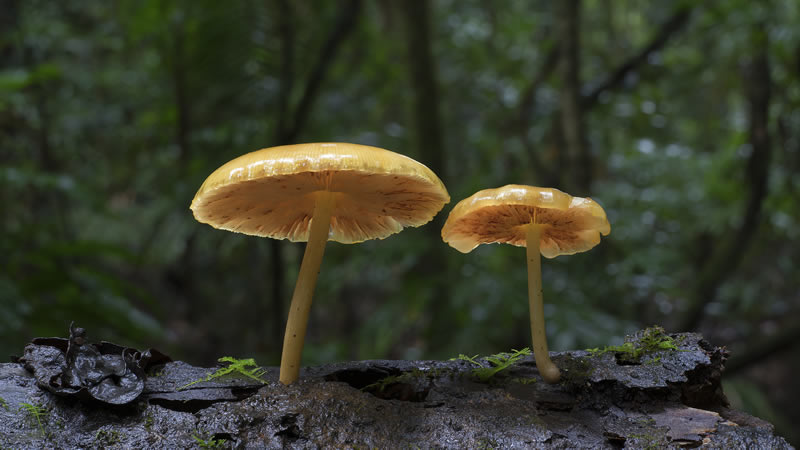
[
  {"xmin": 521, "ymin": 414, "xmax": 545, "ymax": 427},
  {"xmin": 635, "ymin": 416, "xmax": 657, "ymax": 427},
  {"xmin": 622, "ymin": 415, "xmax": 667, "ymax": 449},
  {"xmin": 18, "ymin": 401, "xmax": 49, "ymax": 438},
  {"xmin": 0, "ymin": 396, "xmax": 8, "ymax": 411},
  {"xmin": 361, "ymin": 366, "xmax": 458, "ymax": 394},
  {"xmin": 363, "ymin": 348, "xmax": 532, "ymax": 392},
  {"xmin": 179, "ymin": 356, "xmax": 268, "ymax": 390},
  {"xmin": 144, "ymin": 413, "xmax": 154, "ymax": 431},
  {"xmin": 192, "ymin": 432, "xmax": 228, "ymax": 448},
  {"xmin": 627, "ymin": 432, "xmax": 665, "ymax": 450},
  {"xmin": 453, "ymin": 348, "xmax": 532, "ymax": 382},
  {"xmin": 586, "ymin": 326, "xmax": 681, "ymax": 364},
  {"xmin": 95, "ymin": 429, "xmax": 121, "ymax": 445}
]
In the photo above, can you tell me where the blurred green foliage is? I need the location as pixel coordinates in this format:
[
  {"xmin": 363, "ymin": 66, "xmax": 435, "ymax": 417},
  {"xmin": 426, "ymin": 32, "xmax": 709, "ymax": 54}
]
[{"xmin": 1, "ymin": 0, "xmax": 798, "ymax": 444}]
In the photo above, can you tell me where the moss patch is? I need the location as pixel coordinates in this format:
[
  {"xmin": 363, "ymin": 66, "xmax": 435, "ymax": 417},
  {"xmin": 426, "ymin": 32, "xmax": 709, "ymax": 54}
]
[
  {"xmin": 192, "ymin": 432, "xmax": 228, "ymax": 448},
  {"xmin": 453, "ymin": 348, "xmax": 532, "ymax": 382},
  {"xmin": 586, "ymin": 326, "xmax": 681, "ymax": 365},
  {"xmin": 95, "ymin": 429, "xmax": 121, "ymax": 446},
  {"xmin": 179, "ymin": 357, "xmax": 268, "ymax": 390},
  {"xmin": 18, "ymin": 401, "xmax": 50, "ymax": 439}
]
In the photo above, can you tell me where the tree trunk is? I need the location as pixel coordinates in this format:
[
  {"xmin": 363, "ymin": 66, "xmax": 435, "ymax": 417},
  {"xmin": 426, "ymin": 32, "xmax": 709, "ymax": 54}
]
[
  {"xmin": 265, "ymin": 0, "xmax": 363, "ymax": 355},
  {"xmin": 399, "ymin": 0, "xmax": 452, "ymax": 354},
  {"xmin": 557, "ymin": 0, "xmax": 591, "ymax": 194},
  {"xmin": 678, "ymin": 26, "xmax": 772, "ymax": 332}
]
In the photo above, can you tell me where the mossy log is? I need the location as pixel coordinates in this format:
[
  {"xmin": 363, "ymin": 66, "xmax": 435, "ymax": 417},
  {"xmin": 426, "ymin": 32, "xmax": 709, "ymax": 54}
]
[{"xmin": 0, "ymin": 329, "xmax": 792, "ymax": 449}]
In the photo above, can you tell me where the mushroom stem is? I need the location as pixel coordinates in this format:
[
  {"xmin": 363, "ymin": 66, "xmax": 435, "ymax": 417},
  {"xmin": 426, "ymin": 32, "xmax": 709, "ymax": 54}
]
[
  {"xmin": 526, "ymin": 224, "xmax": 561, "ymax": 384},
  {"xmin": 280, "ymin": 191, "xmax": 336, "ymax": 385}
]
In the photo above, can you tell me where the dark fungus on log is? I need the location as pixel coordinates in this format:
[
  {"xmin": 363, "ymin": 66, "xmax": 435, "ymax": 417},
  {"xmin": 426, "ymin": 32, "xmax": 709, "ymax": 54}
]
[{"xmin": 16, "ymin": 323, "xmax": 171, "ymax": 405}]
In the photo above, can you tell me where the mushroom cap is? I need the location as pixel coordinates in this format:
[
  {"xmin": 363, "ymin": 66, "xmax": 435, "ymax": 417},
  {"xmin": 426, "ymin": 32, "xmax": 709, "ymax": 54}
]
[
  {"xmin": 190, "ymin": 142, "xmax": 450, "ymax": 244},
  {"xmin": 441, "ymin": 184, "xmax": 610, "ymax": 258}
]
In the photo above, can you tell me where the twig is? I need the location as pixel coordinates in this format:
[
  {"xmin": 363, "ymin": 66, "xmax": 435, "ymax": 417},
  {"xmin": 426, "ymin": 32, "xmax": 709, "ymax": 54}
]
[
  {"xmin": 582, "ymin": 5, "xmax": 692, "ymax": 108},
  {"xmin": 724, "ymin": 323, "xmax": 800, "ymax": 376},
  {"xmin": 285, "ymin": 0, "xmax": 363, "ymax": 142}
]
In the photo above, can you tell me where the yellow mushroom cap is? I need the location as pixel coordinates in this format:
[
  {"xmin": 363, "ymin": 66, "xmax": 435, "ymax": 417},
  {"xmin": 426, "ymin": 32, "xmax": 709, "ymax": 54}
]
[
  {"xmin": 441, "ymin": 184, "xmax": 610, "ymax": 258},
  {"xmin": 190, "ymin": 142, "xmax": 450, "ymax": 244}
]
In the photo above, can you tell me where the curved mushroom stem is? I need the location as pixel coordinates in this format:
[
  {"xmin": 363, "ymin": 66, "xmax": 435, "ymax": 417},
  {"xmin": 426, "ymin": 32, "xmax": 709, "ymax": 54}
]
[
  {"xmin": 280, "ymin": 191, "xmax": 335, "ymax": 385},
  {"xmin": 526, "ymin": 224, "xmax": 561, "ymax": 384}
]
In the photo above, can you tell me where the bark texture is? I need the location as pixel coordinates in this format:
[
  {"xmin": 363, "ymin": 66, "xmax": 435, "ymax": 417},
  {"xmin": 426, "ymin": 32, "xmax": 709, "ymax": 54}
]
[{"xmin": 0, "ymin": 329, "xmax": 792, "ymax": 449}]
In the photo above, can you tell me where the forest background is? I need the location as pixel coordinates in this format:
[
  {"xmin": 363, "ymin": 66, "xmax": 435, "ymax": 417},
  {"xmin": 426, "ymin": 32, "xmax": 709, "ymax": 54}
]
[{"xmin": 1, "ymin": 0, "xmax": 798, "ymax": 444}]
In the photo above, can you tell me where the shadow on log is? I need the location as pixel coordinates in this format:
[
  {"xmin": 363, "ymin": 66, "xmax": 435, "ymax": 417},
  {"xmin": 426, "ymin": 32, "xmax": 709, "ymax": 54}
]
[{"xmin": 0, "ymin": 328, "xmax": 792, "ymax": 449}]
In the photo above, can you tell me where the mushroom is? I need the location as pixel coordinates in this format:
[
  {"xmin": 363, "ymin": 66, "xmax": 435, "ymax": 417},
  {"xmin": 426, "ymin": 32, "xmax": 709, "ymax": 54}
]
[
  {"xmin": 190, "ymin": 142, "xmax": 449, "ymax": 385},
  {"xmin": 441, "ymin": 185, "xmax": 610, "ymax": 383}
]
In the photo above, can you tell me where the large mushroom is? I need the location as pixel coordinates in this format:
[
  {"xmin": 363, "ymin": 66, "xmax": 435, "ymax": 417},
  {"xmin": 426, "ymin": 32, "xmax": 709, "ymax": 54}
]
[
  {"xmin": 441, "ymin": 185, "xmax": 610, "ymax": 383},
  {"xmin": 191, "ymin": 142, "xmax": 449, "ymax": 385}
]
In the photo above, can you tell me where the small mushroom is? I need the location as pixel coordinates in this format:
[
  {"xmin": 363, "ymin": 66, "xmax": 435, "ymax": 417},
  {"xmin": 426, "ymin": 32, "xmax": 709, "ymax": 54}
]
[
  {"xmin": 441, "ymin": 185, "xmax": 610, "ymax": 383},
  {"xmin": 191, "ymin": 142, "xmax": 449, "ymax": 385}
]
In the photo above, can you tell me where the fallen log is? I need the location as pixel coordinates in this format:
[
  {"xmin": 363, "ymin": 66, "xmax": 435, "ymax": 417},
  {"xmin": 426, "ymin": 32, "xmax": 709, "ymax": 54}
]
[{"xmin": 0, "ymin": 327, "xmax": 791, "ymax": 448}]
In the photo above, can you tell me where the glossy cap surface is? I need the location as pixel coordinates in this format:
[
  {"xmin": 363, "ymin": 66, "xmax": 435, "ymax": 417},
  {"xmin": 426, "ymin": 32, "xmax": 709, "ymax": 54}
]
[
  {"xmin": 191, "ymin": 142, "xmax": 450, "ymax": 243},
  {"xmin": 441, "ymin": 184, "xmax": 610, "ymax": 258}
]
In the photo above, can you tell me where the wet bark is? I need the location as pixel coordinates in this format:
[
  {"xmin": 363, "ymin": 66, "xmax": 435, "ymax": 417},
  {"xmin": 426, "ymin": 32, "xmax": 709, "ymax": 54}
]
[{"xmin": 1, "ymin": 329, "xmax": 791, "ymax": 449}]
